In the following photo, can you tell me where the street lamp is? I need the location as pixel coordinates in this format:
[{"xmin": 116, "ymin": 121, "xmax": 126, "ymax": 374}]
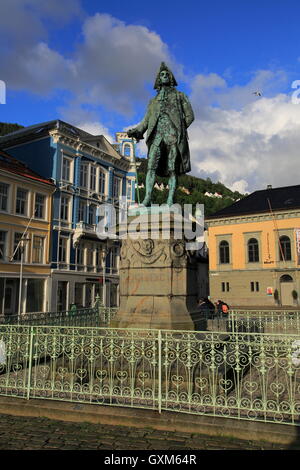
[
  {"xmin": 17, "ymin": 235, "xmax": 30, "ymax": 319},
  {"xmin": 9, "ymin": 234, "xmax": 30, "ymax": 320},
  {"xmin": 101, "ymin": 244, "xmax": 108, "ymax": 307}
]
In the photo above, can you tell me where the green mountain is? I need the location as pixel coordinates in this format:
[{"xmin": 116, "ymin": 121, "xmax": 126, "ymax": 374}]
[
  {"xmin": 135, "ymin": 157, "xmax": 246, "ymax": 216},
  {"xmin": 0, "ymin": 122, "xmax": 24, "ymax": 136}
]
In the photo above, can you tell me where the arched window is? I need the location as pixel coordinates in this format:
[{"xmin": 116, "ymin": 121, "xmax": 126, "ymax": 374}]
[
  {"xmin": 279, "ymin": 236, "xmax": 291, "ymax": 261},
  {"xmin": 280, "ymin": 274, "xmax": 293, "ymax": 283},
  {"xmin": 123, "ymin": 144, "xmax": 131, "ymax": 157},
  {"xmin": 219, "ymin": 240, "xmax": 229, "ymax": 264},
  {"xmin": 248, "ymin": 238, "xmax": 259, "ymax": 262}
]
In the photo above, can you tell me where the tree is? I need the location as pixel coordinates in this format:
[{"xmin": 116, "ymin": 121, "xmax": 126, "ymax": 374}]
[
  {"xmin": 0, "ymin": 122, "xmax": 24, "ymax": 136},
  {"xmin": 133, "ymin": 162, "xmax": 245, "ymax": 215}
]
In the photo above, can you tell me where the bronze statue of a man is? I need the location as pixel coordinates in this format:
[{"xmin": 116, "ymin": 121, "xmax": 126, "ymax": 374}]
[{"xmin": 128, "ymin": 62, "xmax": 194, "ymax": 206}]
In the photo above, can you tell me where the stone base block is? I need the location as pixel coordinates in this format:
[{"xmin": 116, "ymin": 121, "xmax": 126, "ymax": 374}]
[{"xmin": 111, "ymin": 295, "xmax": 195, "ymax": 330}]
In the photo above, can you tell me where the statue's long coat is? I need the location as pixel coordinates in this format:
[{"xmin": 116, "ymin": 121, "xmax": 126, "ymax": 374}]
[{"xmin": 135, "ymin": 87, "xmax": 194, "ymax": 177}]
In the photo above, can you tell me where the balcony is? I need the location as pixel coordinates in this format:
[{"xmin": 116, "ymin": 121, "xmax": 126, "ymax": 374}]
[{"xmin": 73, "ymin": 222, "xmax": 98, "ymax": 245}]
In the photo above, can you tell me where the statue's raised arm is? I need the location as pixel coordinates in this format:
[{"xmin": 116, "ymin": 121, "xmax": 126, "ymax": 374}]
[{"xmin": 129, "ymin": 62, "xmax": 194, "ymax": 206}]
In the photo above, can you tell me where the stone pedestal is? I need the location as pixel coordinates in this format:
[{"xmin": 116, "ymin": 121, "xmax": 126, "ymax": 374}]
[{"xmin": 111, "ymin": 211, "xmax": 198, "ymax": 330}]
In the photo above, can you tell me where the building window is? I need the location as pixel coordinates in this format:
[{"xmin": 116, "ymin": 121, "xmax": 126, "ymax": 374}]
[
  {"xmin": 110, "ymin": 247, "xmax": 119, "ymax": 270},
  {"xmin": 250, "ymin": 281, "xmax": 260, "ymax": 292},
  {"xmin": 127, "ymin": 181, "xmax": 132, "ymax": 201},
  {"xmin": 57, "ymin": 281, "xmax": 68, "ymax": 311},
  {"xmin": 86, "ymin": 244, "xmax": 94, "ymax": 271},
  {"xmin": 32, "ymin": 236, "xmax": 44, "ymax": 263},
  {"xmin": 221, "ymin": 282, "xmax": 230, "ymax": 292},
  {"xmin": 13, "ymin": 232, "xmax": 23, "ymax": 261},
  {"xmin": 60, "ymin": 196, "xmax": 70, "ymax": 221},
  {"xmin": 90, "ymin": 166, "xmax": 96, "ymax": 191},
  {"xmin": 95, "ymin": 246, "xmax": 102, "ymax": 272},
  {"xmin": 80, "ymin": 163, "xmax": 88, "ymax": 188},
  {"xmin": 75, "ymin": 283, "xmax": 84, "ymax": 307},
  {"xmin": 0, "ymin": 183, "xmax": 9, "ymax": 211},
  {"xmin": 248, "ymin": 238, "xmax": 259, "ymax": 262},
  {"xmin": 78, "ymin": 200, "xmax": 86, "ymax": 222},
  {"xmin": 88, "ymin": 204, "xmax": 97, "ymax": 225},
  {"xmin": 0, "ymin": 231, "xmax": 6, "ymax": 260},
  {"xmin": 219, "ymin": 240, "xmax": 230, "ymax": 264},
  {"xmin": 113, "ymin": 177, "xmax": 121, "ymax": 199},
  {"xmin": 16, "ymin": 188, "xmax": 28, "ymax": 215},
  {"xmin": 99, "ymin": 170, "xmax": 106, "ymax": 194},
  {"xmin": 123, "ymin": 144, "xmax": 131, "ymax": 157},
  {"xmin": 26, "ymin": 279, "xmax": 44, "ymax": 313},
  {"xmin": 62, "ymin": 157, "xmax": 71, "ymax": 181},
  {"xmin": 35, "ymin": 193, "xmax": 45, "ymax": 219},
  {"xmin": 279, "ymin": 235, "xmax": 291, "ymax": 261},
  {"xmin": 58, "ymin": 237, "xmax": 68, "ymax": 263},
  {"xmin": 76, "ymin": 244, "xmax": 84, "ymax": 271}
]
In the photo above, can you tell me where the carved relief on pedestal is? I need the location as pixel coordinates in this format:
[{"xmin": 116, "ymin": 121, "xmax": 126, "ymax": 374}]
[
  {"xmin": 170, "ymin": 240, "xmax": 185, "ymax": 258},
  {"xmin": 170, "ymin": 240, "xmax": 187, "ymax": 273},
  {"xmin": 120, "ymin": 238, "xmax": 169, "ymax": 267}
]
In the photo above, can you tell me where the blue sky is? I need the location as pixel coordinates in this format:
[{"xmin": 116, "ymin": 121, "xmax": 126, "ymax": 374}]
[{"xmin": 1, "ymin": 0, "xmax": 300, "ymax": 193}]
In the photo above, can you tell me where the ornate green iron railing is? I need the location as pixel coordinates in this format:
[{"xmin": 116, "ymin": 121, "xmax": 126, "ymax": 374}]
[
  {"xmin": 0, "ymin": 324, "xmax": 299, "ymax": 426},
  {"xmin": 197, "ymin": 310, "xmax": 300, "ymax": 335},
  {"xmin": 0, "ymin": 306, "xmax": 118, "ymax": 327}
]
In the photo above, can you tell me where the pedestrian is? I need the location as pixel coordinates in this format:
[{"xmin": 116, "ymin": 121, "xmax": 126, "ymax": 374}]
[
  {"xmin": 197, "ymin": 297, "xmax": 215, "ymax": 319},
  {"xmin": 215, "ymin": 299, "xmax": 230, "ymax": 318}
]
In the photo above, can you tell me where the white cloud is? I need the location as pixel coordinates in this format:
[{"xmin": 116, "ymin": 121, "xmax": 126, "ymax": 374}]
[
  {"xmin": 69, "ymin": 13, "xmax": 174, "ymax": 114},
  {"xmin": 189, "ymin": 83, "xmax": 300, "ymax": 192},
  {"xmin": 58, "ymin": 103, "xmax": 114, "ymax": 142},
  {"xmin": 229, "ymin": 180, "xmax": 249, "ymax": 194},
  {"xmin": 77, "ymin": 121, "xmax": 113, "ymax": 142},
  {"xmin": 1, "ymin": 10, "xmax": 175, "ymax": 116}
]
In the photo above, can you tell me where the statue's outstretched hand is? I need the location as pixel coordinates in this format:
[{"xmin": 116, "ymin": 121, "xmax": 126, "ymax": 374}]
[{"xmin": 127, "ymin": 128, "xmax": 144, "ymax": 141}]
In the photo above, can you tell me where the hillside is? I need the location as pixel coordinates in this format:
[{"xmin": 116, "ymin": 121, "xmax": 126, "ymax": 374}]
[{"xmin": 135, "ymin": 157, "xmax": 245, "ymax": 216}]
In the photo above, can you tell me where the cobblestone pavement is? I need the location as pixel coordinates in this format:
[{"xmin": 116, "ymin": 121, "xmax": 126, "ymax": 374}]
[{"xmin": 0, "ymin": 413, "xmax": 296, "ymax": 450}]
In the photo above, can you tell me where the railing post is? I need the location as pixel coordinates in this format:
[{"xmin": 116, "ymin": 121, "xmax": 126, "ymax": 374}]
[
  {"xmin": 158, "ymin": 330, "xmax": 162, "ymax": 414},
  {"xmin": 26, "ymin": 326, "xmax": 34, "ymax": 400},
  {"xmin": 232, "ymin": 310, "xmax": 235, "ymax": 334}
]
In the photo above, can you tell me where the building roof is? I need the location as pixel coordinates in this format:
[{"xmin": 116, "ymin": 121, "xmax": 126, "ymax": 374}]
[
  {"xmin": 206, "ymin": 184, "xmax": 300, "ymax": 220},
  {"xmin": 0, "ymin": 149, "xmax": 54, "ymax": 186},
  {"xmin": 0, "ymin": 119, "xmax": 124, "ymax": 161}
]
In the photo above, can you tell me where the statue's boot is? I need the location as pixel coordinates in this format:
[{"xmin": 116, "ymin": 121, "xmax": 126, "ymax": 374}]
[
  {"xmin": 142, "ymin": 169, "xmax": 156, "ymax": 206},
  {"xmin": 166, "ymin": 172, "xmax": 177, "ymax": 206}
]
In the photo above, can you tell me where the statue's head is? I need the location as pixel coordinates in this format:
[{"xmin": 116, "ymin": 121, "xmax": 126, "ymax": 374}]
[{"xmin": 154, "ymin": 62, "xmax": 178, "ymax": 90}]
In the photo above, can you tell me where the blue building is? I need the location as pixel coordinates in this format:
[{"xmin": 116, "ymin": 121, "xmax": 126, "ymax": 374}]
[{"xmin": 0, "ymin": 120, "xmax": 137, "ymax": 310}]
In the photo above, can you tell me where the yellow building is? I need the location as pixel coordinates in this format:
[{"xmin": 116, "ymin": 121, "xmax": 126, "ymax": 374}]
[
  {"xmin": 0, "ymin": 150, "xmax": 54, "ymax": 316},
  {"xmin": 206, "ymin": 184, "xmax": 300, "ymax": 307}
]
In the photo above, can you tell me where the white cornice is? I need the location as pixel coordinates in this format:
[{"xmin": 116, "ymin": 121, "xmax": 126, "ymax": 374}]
[{"xmin": 49, "ymin": 130, "xmax": 130, "ymax": 173}]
